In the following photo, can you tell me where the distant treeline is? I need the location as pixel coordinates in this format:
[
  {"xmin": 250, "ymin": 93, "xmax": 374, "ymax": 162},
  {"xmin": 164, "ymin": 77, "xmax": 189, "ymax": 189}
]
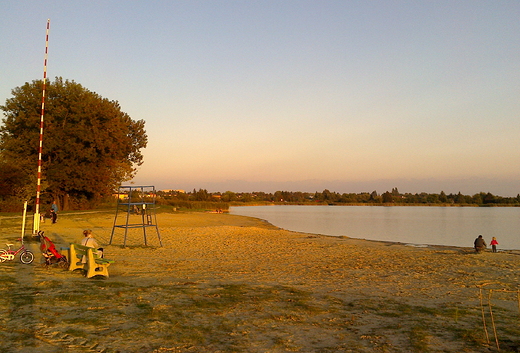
[{"xmin": 158, "ymin": 188, "xmax": 520, "ymax": 207}]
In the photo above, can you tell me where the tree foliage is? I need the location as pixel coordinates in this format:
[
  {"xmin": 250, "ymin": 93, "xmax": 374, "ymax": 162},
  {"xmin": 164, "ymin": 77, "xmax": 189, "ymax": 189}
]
[
  {"xmin": 0, "ymin": 77, "xmax": 147, "ymax": 210},
  {"xmin": 158, "ymin": 189, "xmax": 520, "ymax": 207}
]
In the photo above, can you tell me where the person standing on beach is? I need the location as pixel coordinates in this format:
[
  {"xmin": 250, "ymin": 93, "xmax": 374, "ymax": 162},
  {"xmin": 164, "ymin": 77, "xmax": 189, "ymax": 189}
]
[
  {"xmin": 51, "ymin": 201, "xmax": 59, "ymax": 224},
  {"xmin": 474, "ymin": 235, "xmax": 487, "ymax": 253},
  {"xmin": 490, "ymin": 237, "xmax": 499, "ymax": 253},
  {"xmin": 49, "ymin": 209, "xmax": 57, "ymax": 224}
]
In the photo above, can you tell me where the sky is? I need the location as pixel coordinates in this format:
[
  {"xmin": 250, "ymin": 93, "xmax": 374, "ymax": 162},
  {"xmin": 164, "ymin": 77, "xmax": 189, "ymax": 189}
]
[{"xmin": 1, "ymin": 1, "xmax": 519, "ymax": 196}]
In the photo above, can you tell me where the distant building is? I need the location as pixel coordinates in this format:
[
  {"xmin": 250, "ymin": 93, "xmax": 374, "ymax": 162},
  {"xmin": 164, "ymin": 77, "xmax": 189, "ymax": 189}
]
[{"xmin": 112, "ymin": 193, "xmax": 128, "ymax": 200}]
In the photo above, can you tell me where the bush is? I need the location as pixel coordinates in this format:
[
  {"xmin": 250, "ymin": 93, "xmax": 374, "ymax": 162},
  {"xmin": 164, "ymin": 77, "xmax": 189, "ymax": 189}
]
[
  {"xmin": 0, "ymin": 198, "xmax": 26, "ymax": 213},
  {"xmin": 166, "ymin": 200, "xmax": 229, "ymax": 211}
]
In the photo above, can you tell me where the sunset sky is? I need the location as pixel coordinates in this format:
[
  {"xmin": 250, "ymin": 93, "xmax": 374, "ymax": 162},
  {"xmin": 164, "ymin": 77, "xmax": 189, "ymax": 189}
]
[{"xmin": 1, "ymin": 1, "xmax": 519, "ymax": 196}]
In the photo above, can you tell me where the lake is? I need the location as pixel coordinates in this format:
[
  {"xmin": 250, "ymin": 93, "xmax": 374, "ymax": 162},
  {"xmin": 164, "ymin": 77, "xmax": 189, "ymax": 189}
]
[{"xmin": 230, "ymin": 205, "xmax": 520, "ymax": 250}]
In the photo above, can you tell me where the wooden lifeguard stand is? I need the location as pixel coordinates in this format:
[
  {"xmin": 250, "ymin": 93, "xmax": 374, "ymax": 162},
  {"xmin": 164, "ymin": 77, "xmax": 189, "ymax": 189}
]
[{"xmin": 110, "ymin": 185, "xmax": 162, "ymax": 247}]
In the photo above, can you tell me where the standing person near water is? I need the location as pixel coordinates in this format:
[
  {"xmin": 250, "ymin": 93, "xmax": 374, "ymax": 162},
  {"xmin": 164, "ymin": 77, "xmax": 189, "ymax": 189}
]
[
  {"xmin": 51, "ymin": 201, "xmax": 59, "ymax": 224},
  {"xmin": 474, "ymin": 235, "xmax": 487, "ymax": 253},
  {"xmin": 490, "ymin": 237, "xmax": 499, "ymax": 253}
]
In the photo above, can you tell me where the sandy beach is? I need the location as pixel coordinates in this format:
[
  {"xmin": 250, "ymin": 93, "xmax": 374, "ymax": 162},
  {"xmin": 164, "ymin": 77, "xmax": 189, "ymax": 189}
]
[{"xmin": 0, "ymin": 210, "xmax": 519, "ymax": 352}]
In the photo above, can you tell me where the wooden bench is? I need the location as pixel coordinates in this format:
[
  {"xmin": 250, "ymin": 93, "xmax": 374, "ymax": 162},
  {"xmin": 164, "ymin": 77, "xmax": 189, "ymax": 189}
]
[{"xmin": 68, "ymin": 243, "xmax": 115, "ymax": 278}]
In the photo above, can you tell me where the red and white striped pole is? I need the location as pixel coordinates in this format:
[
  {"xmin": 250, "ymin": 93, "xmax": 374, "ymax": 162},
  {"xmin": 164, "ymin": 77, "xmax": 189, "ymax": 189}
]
[{"xmin": 33, "ymin": 19, "xmax": 50, "ymax": 234}]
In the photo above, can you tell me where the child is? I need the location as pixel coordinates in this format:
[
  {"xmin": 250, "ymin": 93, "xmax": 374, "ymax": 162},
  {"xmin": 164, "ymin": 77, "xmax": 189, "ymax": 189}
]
[
  {"xmin": 81, "ymin": 229, "xmax": 104, "ymax": 260},
  {"xmin": 490, "ymin": 237, "xmax": 499, "ymax": 253}
]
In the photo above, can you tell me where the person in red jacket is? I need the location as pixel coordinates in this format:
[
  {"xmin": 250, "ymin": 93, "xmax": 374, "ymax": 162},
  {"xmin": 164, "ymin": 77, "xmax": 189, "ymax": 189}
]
[{"xmin": 490, "ymin": 237, "xmax": 499, "ymax": 253}]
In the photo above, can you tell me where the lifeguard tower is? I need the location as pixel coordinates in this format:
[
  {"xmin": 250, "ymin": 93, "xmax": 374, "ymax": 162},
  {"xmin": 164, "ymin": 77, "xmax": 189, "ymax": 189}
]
[{"xmin": 110, "ymin": 185, "xmax": 162, "ymax": 247}]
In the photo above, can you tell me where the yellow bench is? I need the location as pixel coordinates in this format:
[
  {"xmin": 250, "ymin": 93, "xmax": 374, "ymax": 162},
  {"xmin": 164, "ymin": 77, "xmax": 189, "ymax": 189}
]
[{"xmin": 68, "ymin": 243, "xmax": 114, "ymax": 278}]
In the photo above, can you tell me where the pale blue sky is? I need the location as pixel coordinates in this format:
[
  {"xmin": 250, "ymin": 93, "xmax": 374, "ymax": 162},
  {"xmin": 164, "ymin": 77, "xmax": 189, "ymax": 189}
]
[{"xmin": 1, "ymin": 1, "xmax": 519, "ymax": 195}]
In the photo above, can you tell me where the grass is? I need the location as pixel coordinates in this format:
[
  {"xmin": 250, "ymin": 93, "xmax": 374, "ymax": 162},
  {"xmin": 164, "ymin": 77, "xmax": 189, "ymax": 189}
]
[
  {"xmin": 0, "ymin": 269, "xmax": 517, "ymax": 352},
  {"xmin": 408, "ymin": 325, "xmax": 431, "ymax": 352},
  {"xmin": 0, "ymin": 275, "xmax": 17, "ymax": 284}
]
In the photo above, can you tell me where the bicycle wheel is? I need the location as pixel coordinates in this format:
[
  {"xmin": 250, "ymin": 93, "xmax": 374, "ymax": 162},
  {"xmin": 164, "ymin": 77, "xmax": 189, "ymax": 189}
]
[
  {"xmin": 20, "ymin": 250, "xmax": 34, "ymax": 264},
  {"xmin": 0, "ymin": 249, "xmax": 7, "ymax": 263}
]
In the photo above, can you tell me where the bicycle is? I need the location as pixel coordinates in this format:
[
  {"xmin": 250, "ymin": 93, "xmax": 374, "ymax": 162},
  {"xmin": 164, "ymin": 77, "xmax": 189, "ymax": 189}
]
[{"xmin": 0, "ymin": 239, "xmax": 35, "ymax": 264}]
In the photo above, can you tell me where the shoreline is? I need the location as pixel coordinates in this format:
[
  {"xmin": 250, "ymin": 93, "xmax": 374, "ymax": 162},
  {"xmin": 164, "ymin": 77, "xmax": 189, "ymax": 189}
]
[
  {"xmin": 230, "ymin": 214, "xmax": 520, "ymax": 253},
  {"xmin": 230, "ymin": 202, "xmax": 520, "ymax": 207},
  {"xmin": 296, "ymin": 229, "xmax": 520, "ymax": 255},
  {"xmin": 233, "ymin": 207, "xmax": 520, "ymax": 258},
  {"xmin": 230, "ymin": 205, "xmax": 520, "ymax": 251}
]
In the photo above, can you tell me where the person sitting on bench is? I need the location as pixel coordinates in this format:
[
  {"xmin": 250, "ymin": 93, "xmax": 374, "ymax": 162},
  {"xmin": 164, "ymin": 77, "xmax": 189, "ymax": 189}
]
[{"xmin": 81, "ymin": 229, "xmax": 103, "ymax": 261}]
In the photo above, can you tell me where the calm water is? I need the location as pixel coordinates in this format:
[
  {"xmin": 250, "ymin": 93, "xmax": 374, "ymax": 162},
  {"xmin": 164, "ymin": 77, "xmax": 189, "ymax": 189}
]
[{"xmin": 230, "ymin": 205, "xmax": 520, "ymax": 250}]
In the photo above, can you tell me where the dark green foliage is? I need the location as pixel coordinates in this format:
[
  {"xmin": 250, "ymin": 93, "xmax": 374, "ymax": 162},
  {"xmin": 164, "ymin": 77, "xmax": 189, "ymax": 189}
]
[
  {"xmin": 157, "ymin": 189, "xmax": 520, "ymax": 207},
  {"xmin": 0, "ymin": 77, "xmax": 147, "ymax": 210},
  {"xmin": 165, "ymin": 200, "xmax": 229, "ymax": 211}
]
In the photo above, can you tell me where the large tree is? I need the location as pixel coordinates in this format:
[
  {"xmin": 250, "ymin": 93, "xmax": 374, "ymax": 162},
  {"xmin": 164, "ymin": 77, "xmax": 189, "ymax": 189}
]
[{"xmin": 0, "ymin": 77, "xmax": 147, "ymax": 210}]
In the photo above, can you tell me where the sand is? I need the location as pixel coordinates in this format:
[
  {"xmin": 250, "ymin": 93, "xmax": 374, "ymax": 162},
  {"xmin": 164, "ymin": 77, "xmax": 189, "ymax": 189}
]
[{"xmin": 0, "ymin": 210, "xmax": 519, "ymax": 352}]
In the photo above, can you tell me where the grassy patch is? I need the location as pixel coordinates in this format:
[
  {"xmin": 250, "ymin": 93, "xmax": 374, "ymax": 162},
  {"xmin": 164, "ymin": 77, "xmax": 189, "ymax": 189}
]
[
  {"xmin": 0, "ymin": 275, "xmax": 17, "ymax": 284},
  {"xmin": 37, "ymin": 280, "xmax": 63, "ymax": 289},
  {"xmin": 91, "ymin": 281, "xmax": 130, "ymax": 288},
  {"xmin": 64, "ymin": 315, "xmax": 103, "ymax": 326},
  {"xmin": 449, "ymin": 327, "xmax": 488, "ymax": 347},
  {"xmin": 62, "ymin": 327, "xmax": 88, "ymax": 337},
  {"xmin": 408, "ymin": 325, "xmax": 430, "ymax": 352}
]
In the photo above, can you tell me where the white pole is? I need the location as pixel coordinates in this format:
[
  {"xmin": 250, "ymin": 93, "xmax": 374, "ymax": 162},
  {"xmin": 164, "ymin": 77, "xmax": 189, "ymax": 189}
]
[
  {"xmin": 33, "ymin": 19, "xmax": 50, "ymax": 234},
  {"xmin": 21, "ymin": 201, "xmax": 27, "ymax": 244}
]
